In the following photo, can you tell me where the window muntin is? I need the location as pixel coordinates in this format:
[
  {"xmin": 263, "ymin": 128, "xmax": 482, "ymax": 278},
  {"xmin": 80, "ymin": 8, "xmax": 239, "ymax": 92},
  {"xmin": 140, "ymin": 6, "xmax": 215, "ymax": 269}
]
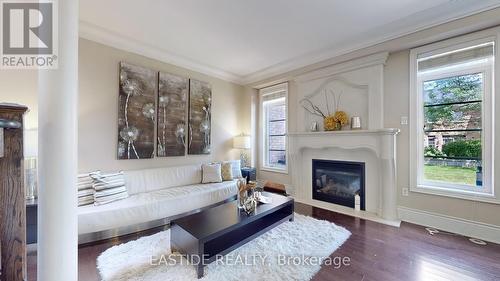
[{"xmin": 412, "ymin": 38, "xmax": 495, "ymax": 198}]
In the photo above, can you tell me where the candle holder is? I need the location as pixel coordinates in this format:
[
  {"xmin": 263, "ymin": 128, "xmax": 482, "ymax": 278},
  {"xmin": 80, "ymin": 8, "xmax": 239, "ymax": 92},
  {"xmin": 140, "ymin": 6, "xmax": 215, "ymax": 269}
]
[{"xmin": 351, "ymin": 116, "xmax": 362, "ymax": 130}]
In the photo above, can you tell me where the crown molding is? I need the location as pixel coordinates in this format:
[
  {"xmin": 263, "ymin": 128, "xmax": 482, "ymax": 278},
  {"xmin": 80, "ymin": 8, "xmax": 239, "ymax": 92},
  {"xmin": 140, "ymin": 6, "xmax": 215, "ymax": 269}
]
[
  {"xmin": 242, "ymin": 1, "xmax": 500, "ymax": 85},
  {"xmin": 79, "ymin": 21, "xmax": 245, "ymax": 84},
  {"xmin": 79, "ymin": 1, "xmax": 500, "ymax": 87},
  {"xmin": 293, "ymin": 52, "xmax": 388, "ymax": 83}
]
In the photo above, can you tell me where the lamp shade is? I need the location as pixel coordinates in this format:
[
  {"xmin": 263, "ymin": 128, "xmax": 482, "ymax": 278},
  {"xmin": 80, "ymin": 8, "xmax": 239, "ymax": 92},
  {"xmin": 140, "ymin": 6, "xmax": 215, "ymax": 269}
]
[{"xmin": 233, "ymin": 134, "xmax": 251, "ymax": 149}]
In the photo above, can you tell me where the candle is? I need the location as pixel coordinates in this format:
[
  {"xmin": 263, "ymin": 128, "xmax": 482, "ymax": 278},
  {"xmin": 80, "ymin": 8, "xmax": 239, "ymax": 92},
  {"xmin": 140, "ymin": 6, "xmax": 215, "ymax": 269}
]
[{"xmin": 354, "ymin": 194, "xmax": 361, "ymax": 211}]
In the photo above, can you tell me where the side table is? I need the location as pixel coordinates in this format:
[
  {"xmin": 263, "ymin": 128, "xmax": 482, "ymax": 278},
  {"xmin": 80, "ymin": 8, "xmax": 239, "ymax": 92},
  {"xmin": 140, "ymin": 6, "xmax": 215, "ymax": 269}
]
[{"xmin": 241, "ymin": 167, "xmax": 256, "ymax": 183}]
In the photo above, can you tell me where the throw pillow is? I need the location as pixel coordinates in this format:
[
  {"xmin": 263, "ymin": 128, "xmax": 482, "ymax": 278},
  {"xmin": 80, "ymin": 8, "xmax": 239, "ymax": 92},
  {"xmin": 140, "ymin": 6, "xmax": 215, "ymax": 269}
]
[
  {"xmin": 229, "ymin": 160, "xmax": 243, "ymax": 179},
  {"xmin": 202, "ymin": 163, "xmax": 222, "ymax": 183},
  {"xmin": 221, "ymin": 162, "xmax": 233, "ymax": 181},
  {"xmin": 77, "ymin": 171, "xmax": 99, "ymax": 206},
  {"xmin": 91, "ymin": 171, "xmax": 129, "ymax": 206}
]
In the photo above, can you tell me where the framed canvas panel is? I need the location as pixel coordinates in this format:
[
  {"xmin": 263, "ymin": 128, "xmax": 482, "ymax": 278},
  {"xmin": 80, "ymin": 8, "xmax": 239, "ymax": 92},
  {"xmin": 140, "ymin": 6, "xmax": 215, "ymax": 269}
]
[
  {"xmin": 117, "ymin": 62, "xmax": 157, "ymax": 159},
  {"xmin": 188, "ymin": 79, "xmax": 211, "ymax": 155},
  {"xmin": 157, "ymin": 72, "xmax": 188, "ymax": 157}
]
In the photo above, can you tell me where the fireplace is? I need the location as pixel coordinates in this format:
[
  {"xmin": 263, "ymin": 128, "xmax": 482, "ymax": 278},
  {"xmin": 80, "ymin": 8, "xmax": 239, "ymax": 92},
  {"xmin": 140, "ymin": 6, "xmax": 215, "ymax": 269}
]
[{"xmin": 312, "ymin": 159, "xmax": 365, "ymax": 210}]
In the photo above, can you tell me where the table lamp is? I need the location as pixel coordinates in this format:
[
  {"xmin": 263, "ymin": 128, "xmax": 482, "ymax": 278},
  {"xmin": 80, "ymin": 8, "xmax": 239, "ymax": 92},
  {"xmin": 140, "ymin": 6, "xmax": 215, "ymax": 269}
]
[{"xmin": 233, "ymin": 133, "xmax": 251, "ymax": 167}]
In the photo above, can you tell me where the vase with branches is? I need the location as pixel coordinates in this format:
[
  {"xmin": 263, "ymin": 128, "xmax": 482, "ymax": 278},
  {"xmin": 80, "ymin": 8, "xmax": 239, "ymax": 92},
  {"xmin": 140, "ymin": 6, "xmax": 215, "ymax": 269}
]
[{"xmin": 301, "ymin": 89, "xmax": 349, "ymax": 131}]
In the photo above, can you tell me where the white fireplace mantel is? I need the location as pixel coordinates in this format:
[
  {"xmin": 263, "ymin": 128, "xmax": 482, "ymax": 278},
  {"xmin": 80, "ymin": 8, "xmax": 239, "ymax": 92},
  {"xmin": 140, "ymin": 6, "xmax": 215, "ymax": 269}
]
[
  {"xmin": 289, "ymin": 129, "xmax": 399, "ymax": 158},
  {"xmin": 288, "ymin": 128, "xmax": 401, "ymax": 225}
]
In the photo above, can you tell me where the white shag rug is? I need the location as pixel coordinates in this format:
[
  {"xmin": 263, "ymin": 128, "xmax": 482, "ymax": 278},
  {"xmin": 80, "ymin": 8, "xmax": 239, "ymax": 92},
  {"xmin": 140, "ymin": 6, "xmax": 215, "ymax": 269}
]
[{"xmin": 97, "ymin": 213, "xmax": 351, "ymax": 281}]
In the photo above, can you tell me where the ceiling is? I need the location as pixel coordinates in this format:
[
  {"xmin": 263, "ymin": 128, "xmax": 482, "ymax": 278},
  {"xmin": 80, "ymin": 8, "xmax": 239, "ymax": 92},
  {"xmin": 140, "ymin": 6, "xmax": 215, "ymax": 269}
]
[{"xmin": 79, "ymin": 0, "xmax": 500, "ymax": 84}]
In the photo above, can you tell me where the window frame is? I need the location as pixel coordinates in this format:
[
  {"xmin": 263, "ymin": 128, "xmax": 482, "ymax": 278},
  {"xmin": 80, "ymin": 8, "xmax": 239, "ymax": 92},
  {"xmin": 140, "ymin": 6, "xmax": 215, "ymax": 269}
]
[
  {"xmin": 409, "ymin": 31, "xmax": 497, "ymax": 203},
  {"xmin": 259, "ymin": 83, "xmax": 288, "ymax": 174}
]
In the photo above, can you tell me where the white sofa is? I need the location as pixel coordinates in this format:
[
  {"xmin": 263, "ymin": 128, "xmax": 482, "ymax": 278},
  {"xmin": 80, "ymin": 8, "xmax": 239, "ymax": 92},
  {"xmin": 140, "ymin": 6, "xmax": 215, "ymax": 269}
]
[{"xmin": 78, "ymin": 164, "xmax": 238, "ymax": 242}]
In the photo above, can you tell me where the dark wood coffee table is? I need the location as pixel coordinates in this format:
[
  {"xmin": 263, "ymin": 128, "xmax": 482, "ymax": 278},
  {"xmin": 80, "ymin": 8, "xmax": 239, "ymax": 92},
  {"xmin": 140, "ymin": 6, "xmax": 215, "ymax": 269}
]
[{"xmin": 171, "ymin": 192, "xmax": 294, "ymax": 278}]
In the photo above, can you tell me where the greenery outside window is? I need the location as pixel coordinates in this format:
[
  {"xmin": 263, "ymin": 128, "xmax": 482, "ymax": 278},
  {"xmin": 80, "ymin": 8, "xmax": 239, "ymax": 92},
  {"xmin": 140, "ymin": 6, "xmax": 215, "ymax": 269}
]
[
  {"xmin": 410, "ymin": 32, "xmax": 496, "ymax": 201},
  {"xmin": 423, "ymin": 73, "xmax": 483, "ymax": 187}
]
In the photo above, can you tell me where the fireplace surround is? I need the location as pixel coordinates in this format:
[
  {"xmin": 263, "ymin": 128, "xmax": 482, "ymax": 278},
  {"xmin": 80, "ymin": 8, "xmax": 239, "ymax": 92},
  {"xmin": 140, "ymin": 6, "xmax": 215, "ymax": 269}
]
[
  {"xmin": 287, "ymin": 52, "xmax": 400, "ymax": 226},
  {"xmin": 312, "ymin": 159, "xmax": 365, "ymax": 210},
  {"xmin": 288, "ymin": 129, "xmax": 400, "ymax": 225}
]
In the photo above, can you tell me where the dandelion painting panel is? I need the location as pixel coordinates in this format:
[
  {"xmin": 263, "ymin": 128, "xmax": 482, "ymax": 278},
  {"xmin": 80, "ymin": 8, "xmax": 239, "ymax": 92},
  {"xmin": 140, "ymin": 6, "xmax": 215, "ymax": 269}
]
[
  {"xmin": 188, "ymin": 79, "xmax": 211, "ymax": 155},
  {"xmin": 118, "ymin": 62, "xmax": 157, "ymax": 159},
  {"xmin": 157, "ymin": 72, "xmax": 188, "ymax": 157}
]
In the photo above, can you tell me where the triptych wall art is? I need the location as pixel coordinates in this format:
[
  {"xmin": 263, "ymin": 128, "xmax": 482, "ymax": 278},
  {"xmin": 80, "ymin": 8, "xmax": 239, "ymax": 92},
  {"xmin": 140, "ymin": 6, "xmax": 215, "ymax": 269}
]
[
  {"xmin": 118, "ymin": 63, "xmax": 157, "ymax": 159},
  {"xmin": 188, "ymin": 79, "xmax": 212, "ymax": 155},
  {"xmin": 157, "ymin": 72, "xmax": 188, "ymax": 157},
  {"xmin": 117, "ymin": 62, "xmax": 211, "ymax": 159}
]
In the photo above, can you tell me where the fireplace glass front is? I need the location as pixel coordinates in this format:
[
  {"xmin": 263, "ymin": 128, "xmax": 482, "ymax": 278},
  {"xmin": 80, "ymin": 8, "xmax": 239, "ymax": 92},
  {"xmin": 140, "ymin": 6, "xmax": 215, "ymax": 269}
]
[{"xmin": 312, "ymin": 159, "xmax": 365, "ymax": 210}]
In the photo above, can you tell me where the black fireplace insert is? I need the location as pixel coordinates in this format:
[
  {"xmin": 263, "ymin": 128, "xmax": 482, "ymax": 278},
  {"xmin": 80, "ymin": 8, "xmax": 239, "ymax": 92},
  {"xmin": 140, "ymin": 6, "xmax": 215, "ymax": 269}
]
[{"xmin": 312, "ymin": 159, "xmax": 365, "ymax": 210}]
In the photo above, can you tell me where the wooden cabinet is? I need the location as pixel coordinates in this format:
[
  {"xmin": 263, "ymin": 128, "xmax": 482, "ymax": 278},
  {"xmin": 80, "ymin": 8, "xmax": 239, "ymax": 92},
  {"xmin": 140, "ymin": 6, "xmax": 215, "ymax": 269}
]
[{"xmin": 0, "ymin": 104, "xmax": 28, "ymax": 281}]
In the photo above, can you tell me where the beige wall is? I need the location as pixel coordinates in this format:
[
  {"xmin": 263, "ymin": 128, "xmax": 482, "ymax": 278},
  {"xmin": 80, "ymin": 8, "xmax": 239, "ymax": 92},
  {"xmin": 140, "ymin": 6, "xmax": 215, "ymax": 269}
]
[
  {"xmin": 78, "ymin": 39, "xmax": 248, "ymax": 172},
  {"xmin": 385, "ymin": 50, "xmax": 500, "ymax": 227},
  {"xmin": 0, "ymin": 70, "xmax": 38, "ymax": 129},
  {"xmin": 253, "ymin": 8, "xmax": 500, "ymax": 227},
  {"xmin": 242, "ymin": 86, "xmax": 258, "ymax": 167},
  {"xmin": 1, "ymin": 38, "xmax": 250, "ymax": 173}
]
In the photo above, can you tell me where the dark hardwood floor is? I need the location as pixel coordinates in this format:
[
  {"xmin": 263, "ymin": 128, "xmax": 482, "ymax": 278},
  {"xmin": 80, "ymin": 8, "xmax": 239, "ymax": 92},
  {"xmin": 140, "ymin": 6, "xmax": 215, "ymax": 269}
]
[{"xmin": 27, "ymin": 202, "xmax": 500, "ymax": 281}]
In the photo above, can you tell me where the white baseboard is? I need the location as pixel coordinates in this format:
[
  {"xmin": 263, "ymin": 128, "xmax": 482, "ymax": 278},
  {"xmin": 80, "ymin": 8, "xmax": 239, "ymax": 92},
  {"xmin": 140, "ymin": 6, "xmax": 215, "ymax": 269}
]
[{"xmin": 398, "ymin": 206, "xmax": 500, "ymax": 244}]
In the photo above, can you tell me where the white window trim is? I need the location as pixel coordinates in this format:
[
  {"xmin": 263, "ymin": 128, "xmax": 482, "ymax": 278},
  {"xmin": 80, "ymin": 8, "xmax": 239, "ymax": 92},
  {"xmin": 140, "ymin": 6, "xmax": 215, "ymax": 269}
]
[
  {"xmin": 409, "ymin": 29, "xmax": 498, "ymax": 204},
  {"xmin": 259, "ymin": 83, "xmax": 289, "ymax": 174}
]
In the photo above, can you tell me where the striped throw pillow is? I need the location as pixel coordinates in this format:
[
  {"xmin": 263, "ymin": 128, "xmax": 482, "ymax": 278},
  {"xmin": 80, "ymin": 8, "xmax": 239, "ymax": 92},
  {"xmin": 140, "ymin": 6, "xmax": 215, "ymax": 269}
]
[
  {"xmin": 77, "ymin": 172, "xmax": 98, "ymax": 206},
  {"xmin": 91, "ymin": 171, "xmax": 129, "ymax": 206}
]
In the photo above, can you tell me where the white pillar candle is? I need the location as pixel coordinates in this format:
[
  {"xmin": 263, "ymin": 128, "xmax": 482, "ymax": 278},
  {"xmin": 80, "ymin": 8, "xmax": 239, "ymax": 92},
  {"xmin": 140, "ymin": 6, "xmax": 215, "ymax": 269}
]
[{"xmin": 354, "ymin": 194, "xmax": 361, "ymax": 211}]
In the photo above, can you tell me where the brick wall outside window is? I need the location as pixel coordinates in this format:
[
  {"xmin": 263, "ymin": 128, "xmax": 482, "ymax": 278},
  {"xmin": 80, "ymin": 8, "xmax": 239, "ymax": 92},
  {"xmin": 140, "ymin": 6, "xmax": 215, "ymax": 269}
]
[{"xmin": 267, "ymin": 103, "xmax": 286, "ymax": 167}]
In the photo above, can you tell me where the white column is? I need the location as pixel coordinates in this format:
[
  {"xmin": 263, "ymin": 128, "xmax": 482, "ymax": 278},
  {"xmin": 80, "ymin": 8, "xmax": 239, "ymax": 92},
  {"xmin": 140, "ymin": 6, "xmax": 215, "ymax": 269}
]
[{"xmin": 37, "ymin": 0, "xmax": 78, "ymax": 280}]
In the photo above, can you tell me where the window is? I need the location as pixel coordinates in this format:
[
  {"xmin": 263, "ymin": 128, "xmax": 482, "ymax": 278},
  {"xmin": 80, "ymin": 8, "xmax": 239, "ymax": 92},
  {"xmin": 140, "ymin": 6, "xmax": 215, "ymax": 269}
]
[
  {"xmin": 410, "ymin": 31, "xmax": 497, "ymax": 202},
  {"xmin": 260, "ymin": 83, "xmax": 288, "ymax": 172}
]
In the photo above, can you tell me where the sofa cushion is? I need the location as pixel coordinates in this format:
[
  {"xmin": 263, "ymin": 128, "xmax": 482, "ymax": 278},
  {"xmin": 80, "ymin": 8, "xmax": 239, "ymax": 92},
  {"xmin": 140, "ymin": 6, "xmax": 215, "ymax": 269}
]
[
  {"xmin": 227, "ymin": 160, "xmax": 243, "ymax": 178},
  {"xmin": 202, "ymin": 163, "xmax": 222, "ymax": 183},
  {"xmin": 124, "ymin": 164, "xmax": 202, "ymax": 195},
  {"xmin": 221, "ymin": 162, "xmax": 233, "ymax": 181},
  {"xmin": 78, "ymin": 180, "xmax": 238, "ymax": 234}
]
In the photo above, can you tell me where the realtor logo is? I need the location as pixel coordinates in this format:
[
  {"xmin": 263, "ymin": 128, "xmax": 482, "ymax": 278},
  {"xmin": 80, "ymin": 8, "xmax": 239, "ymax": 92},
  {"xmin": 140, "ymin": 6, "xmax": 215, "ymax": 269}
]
[{"xmin": 1, "ymin": 0, "xmax": 58, "ymax": 69}]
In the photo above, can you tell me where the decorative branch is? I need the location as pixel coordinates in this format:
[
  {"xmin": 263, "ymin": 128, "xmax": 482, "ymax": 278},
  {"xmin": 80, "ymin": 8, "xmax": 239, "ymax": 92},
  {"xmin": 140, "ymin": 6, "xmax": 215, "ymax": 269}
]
[
  {"xmin": 325, "ymin": 90, "xmax": 331, "ymax": 116},
  {"xmin": 337, "ymin": 91, "xmax": 343, "ymax": 111},
  {"xmin": 301, "ymin": 98, "xmax": 326, "ymax": 118},
  {"xmin": 302, "ymin": 88, "xmax": 346, "ymax": 119},
  {"xmin": 329, "ymin": 89, "xmax": 343, "ymax": 112}
]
